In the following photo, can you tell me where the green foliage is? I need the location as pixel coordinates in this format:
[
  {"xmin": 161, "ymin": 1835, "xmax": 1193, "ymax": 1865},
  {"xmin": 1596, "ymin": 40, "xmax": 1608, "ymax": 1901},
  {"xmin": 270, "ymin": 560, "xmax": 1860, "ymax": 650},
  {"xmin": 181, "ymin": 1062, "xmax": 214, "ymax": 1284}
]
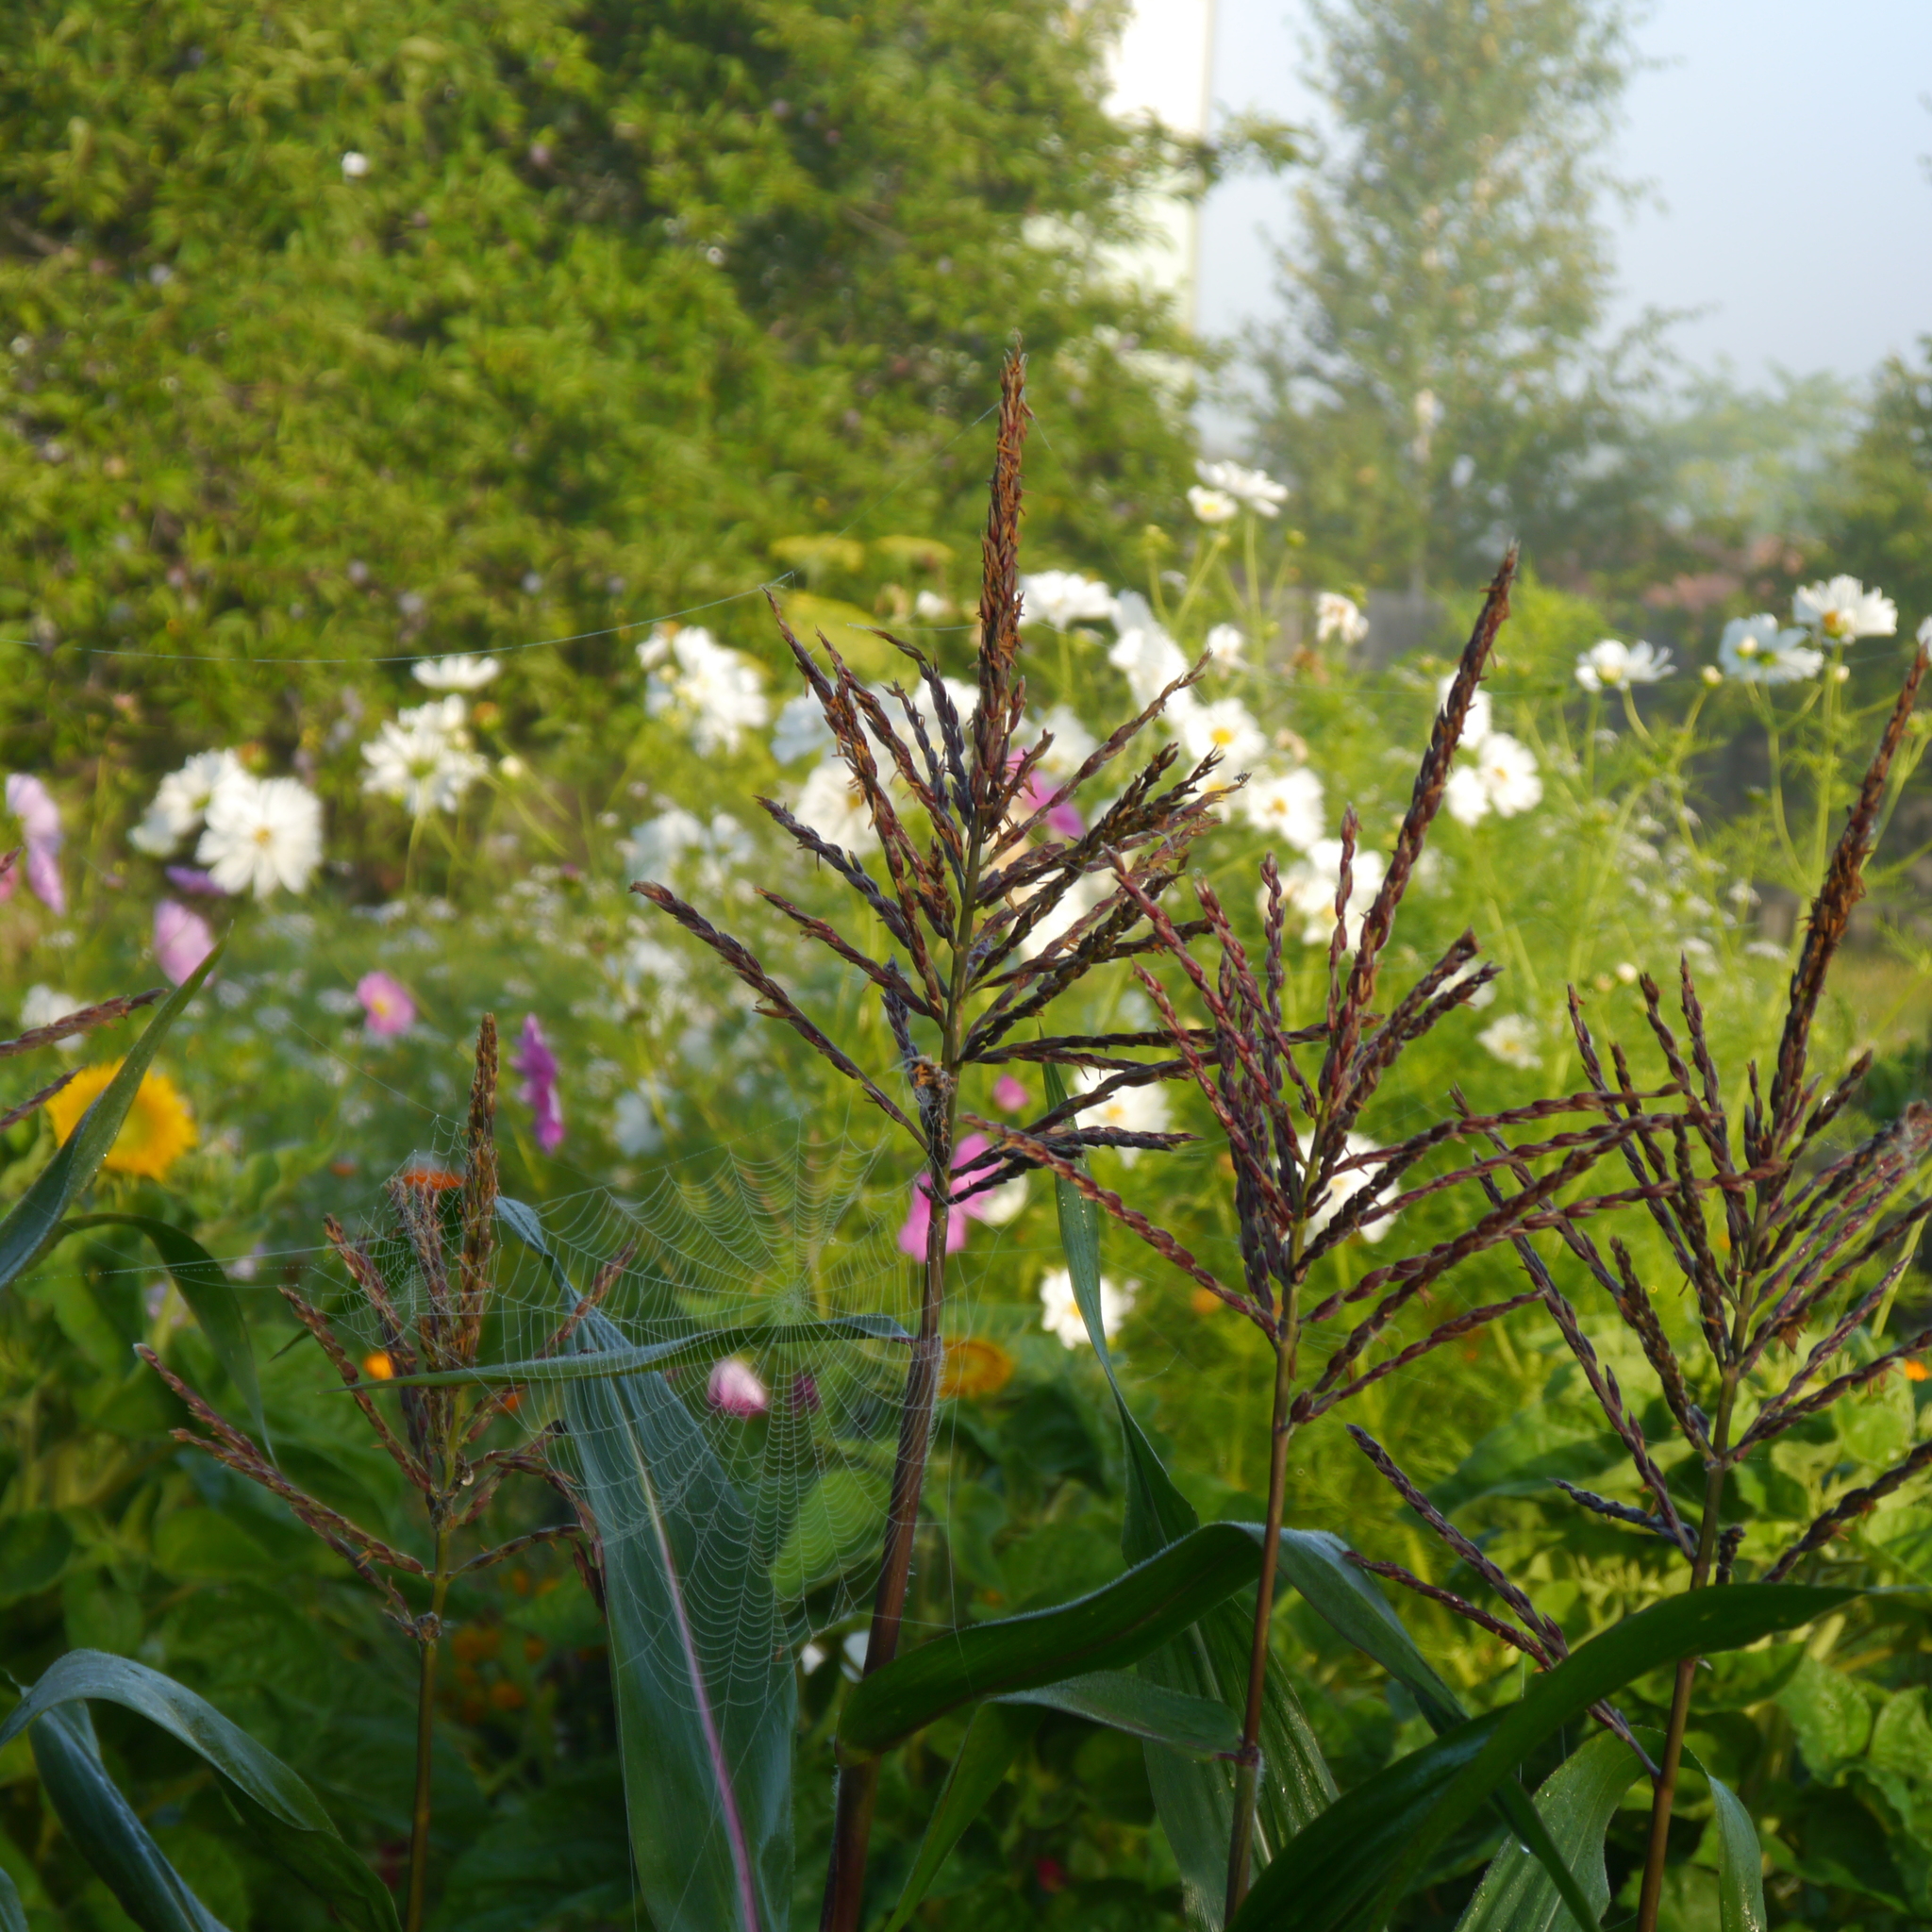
[{"xmin": 1830, "ymin": 343, "xmax": 1932, "ymax": 627}]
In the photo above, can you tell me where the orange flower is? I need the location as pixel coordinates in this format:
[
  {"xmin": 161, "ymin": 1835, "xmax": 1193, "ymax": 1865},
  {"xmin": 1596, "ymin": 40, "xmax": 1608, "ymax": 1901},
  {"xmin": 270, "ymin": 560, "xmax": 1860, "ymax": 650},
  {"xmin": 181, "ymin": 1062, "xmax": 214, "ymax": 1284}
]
[
  {"xmin": 361, "ymin": 1352, "xmax": 395, "ymax": 1381},
  {"xmin": 1905, "ymin": 1359, "xmax": 1928, "ymax": 1383},
  {"xmin": 941, "ymin": 1337, "xmax": 1016, "ymax": 1400},
  {"xmin": 44, "ymin": 1061, "xmax": 196, "ymax": 1180},
  {"xmin": 1191, "ymin": 1286, "xmax": 1222, "ymax": 1316}
]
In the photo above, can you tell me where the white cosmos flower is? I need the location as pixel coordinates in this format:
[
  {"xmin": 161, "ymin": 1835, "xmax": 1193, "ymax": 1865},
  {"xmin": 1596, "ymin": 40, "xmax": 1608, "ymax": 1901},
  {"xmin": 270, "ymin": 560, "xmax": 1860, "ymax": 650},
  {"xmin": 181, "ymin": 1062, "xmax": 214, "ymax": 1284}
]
[
  {"xmin": 411, "ymin": 654, "xmax": 501, "ymax": 691},
  {"xmin": 1918, "ymin": 615, "xmax": 1932, "ymax": 659},
  {"xmin": 625, "ymin": 809, "xmax": 755, "ymax": 893},
  {"xmin": 360, "ymin": 697, "xmax": 489, "ymax": 816},
  {"xmin": 1240, "ymin": 767, "xmax": 1325, "ymax": 851},
  {"xmin": 1108, "ymin": 595, "xmax": 1190, "ymax": 708},
  {"xmin": 1306, "ymin": 1133, "xmax": 1396, "ymax": 1242},
  {"xmin": 1019, "ymin": 570, "xmax": 1117, "ymax": 630},
  {"xmin": 1203, "ymin": 623, "xmax": 1245, "ymax": 666},
  {"xmin": 793, "ymin": 759, "xmax": 877, "ymax": 855},
  {"xmin": 912, "ymin": 589, "xmax": 953, "ymax": 622},
  {"xmin": 341, "ymin": 151, "xmax": 371, "ymax": 180},
  {"xmin": 1446, "ymin": 734, "xmax": 1542, "ymax": 826},
  {"xmin": 641, "ymin": 625, "xmax": 770, "ymax": 754},
  {"xmin": 1015, "ymin": 871, "xmax": 1108, "ymax": 962},
  {"xmin": 196, "ymin": 774, "xmax": 323, "ymax": 898},
  {"xmin": 131, "ymin": 749, "xmax": 243, "ymax": 855},
  {"xmin": 1030, "ymin": 705, "xmax": 1099, "ymax": 780},
  {"xmin": 1477, "ymin": 1013, "xmax": 1541, "ymax": 1069},
  {"xmin": 1187, "ymin": 486, "xmax": 1239, "ymax": 525},
  {"xmin": 1719, "ymin": 615, "xmax": 1823, "ymax": 685},
  {"xmin": 1195, "ymin": 460, "xmax": 1288, "ymax": 518},
  {"xmin": 20, "ymin": 985, "xmax": 87, "ymax": 1052},
  {"xmin": 1039, "ymin": 1266, "xmax": 1136, "ymax": 1349},
  {"xmin": 1177, "ymin": 696, "xmax": 1266, "ymax": 770},
  {"xmin": 1574, "ymin": 639, "xmax": 1674, "ymax": 691},
  {"xmin": 1072, "ymin": 1066, "xmax": 1170, "ymax": 1165},
  {"xmin": 1280, "ymin": 839, "xmax": 1387, "ymax": 946},
  {"xmin": 1315, "ymin": 592, "xmax": 1369, "ymax": 647},
  {"xmin": 771, "ymin": 691, "xmax": 833, "ymax": 765},
  {"xmin": 1793, "ymin": 575, "xmax": 1896, "ymax": 642},
  {"xmin": 1437, "ymin": 672, "xmax": 1493, "ymax": 747}
]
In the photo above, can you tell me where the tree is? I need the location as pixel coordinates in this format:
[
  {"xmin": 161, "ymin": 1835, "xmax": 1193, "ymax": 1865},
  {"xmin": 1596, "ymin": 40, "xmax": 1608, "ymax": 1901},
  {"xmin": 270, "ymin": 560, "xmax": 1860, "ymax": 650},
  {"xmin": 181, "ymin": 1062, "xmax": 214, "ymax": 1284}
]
[
  {"xmin": 1828, "ymin": 343, "xmax": 1932, "ymax": 625},
  {"xmin": 1249, "ymin": 0, "xmax": 1649, "ymax": 593},
  {"xmin": 0, "ymin": 0, "xmax": 1205, "ymax": 801}
]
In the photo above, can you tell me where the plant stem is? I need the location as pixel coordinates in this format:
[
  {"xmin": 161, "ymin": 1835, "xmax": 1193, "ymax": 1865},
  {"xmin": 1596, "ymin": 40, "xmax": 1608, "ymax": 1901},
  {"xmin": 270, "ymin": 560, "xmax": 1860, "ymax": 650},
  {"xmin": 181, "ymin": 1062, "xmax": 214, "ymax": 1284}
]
[
  {"xmin": 405, "ymin": 1528, "xmax": 453, "ymax": 1932},
  {"xmin": 821, "ymin": 822, "xmax": 986, "ymax": 1932},
  {"xmin": 1224, "ymin": 1331, "xmax": 1298, "ymax": 1917},
  {"xmin": 1635, "ymin": 1388, "xmax": 1733, "ymax": 1932}
]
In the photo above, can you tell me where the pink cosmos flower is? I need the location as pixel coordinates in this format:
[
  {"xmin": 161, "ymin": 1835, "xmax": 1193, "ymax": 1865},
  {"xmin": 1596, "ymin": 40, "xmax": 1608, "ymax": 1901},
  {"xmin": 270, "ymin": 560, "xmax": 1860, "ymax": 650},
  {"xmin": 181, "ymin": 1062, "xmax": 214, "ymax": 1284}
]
[
  {"xmin": 897, "ymin": 1132, "xmax": 1003, "ymax": 1257},
  {"xmin": 1008, "ymin": 754, "xmax": 1083, "ymax": 841},
  {"xmin": 708, "ymin": 1357, "xmax": 770, "ymax": 1417},
  {"xmin": 3, "ymin": 774, "xmax": 64, "ymax": 914},
  {"xmin": 153, "ymin": 899, "xmax": 216, "ymax": 985},
  {"xmin": 513, "ymin": 1013, "xmax": 564, "ymax": 1153},
  {"xmin": 165, "ymin": 866, "xmax": 228, "ymax": 896},
  {"xmin": 992, "ymin": 1074, "xmax": 1029, "ymax": 1114},
  {"xmin": 357, "ymin": 971, "xmax": 416, "ymax": 1038}
]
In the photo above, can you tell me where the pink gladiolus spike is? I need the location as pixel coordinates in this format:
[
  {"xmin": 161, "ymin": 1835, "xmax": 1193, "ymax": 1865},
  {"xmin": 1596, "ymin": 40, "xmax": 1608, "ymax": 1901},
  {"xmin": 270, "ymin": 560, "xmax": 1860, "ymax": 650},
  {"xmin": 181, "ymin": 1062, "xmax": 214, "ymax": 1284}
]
[
  {"xmin": 357, "ymin": 970, "xmax": 417, "ymax": 1039},
  {"xmin": 153, "ymin": 900, "xmax": 216, "ymax": 986},
  {"xmin": 513, "ymin": 1013, "xmax": 565, "ymax": 1153}
]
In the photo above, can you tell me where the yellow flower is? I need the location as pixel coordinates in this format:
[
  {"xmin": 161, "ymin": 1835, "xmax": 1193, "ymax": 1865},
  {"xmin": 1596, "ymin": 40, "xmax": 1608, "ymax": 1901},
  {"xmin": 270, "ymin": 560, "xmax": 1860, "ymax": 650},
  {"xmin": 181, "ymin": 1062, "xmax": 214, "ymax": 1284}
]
[
  {"xmin": 941, "ymin": 1338, "xmax": 1016, "ymax": 1401},
  {"xmin": 44, "ymin": 1061, "xmax": 196, "ymax": 1180}
]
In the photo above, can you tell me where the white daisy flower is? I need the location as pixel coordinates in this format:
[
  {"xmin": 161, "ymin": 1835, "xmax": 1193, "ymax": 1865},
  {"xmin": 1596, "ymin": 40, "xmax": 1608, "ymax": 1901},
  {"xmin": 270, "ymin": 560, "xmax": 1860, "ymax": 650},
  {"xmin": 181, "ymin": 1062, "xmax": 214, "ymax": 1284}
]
[
  {"xmin": 1030, "ymin": 705, "xmax": 1099, "ymax": 780},
  {"xmin": 1038, "ymin": 1266, "xmax": 1136, "ymax": 1348},
  {"xmin": 792, "ymin": 759, "xmax": 877, "ymax": 855},
  {"xmin": 1187, "ymin": 486, "xmax": 1239, "ymax": 525},
  {"xmin": 411, "ymin": 654, "xmax": 501, "ymax": 691},
  {"xmin": 20, "ymin": 985, "xmax": 87, "ymax": 1052},
  {"xmin": 1108, "ymin": 595, "xmax": 1191, "ymax": 708},
  {"xmin": 195, "ymin": 774, "xmax": 323, "ymax": 898},
  {"xmin": 625, "ymin": 809, "xmax": 754, "ymax": 893},
  {"xmin": 1477, "ymin": 1013, "xmax": 1541, "ymax": 1070},
  {"xmin": 131, "ymin": 749, "xmax": 243, "ymax": 855},
  {"xmin": 1719, "ymin": 615, "xmax": 1823, "ymax": 685},
  {"xmin": 1574, "ymin": 639, "xmax": 1674, "ymax": 691},
  {"xmin": 771, "ymin": 691, "xmax": 833, "ymax": 765},
  {"xmin": 360, "ymin": 697, "xmax": 489, "ymax": 816},
  {"xmin": 341, "ymin": 151, "xmax": 371, "ymax": 180},
  {"xmin": 1072, "ymin": 1066, "xmax": 1170, "ymax": 1165},
  {"xmin": 1203, "ymin": 623, "xmax": 1245, "ymax": 666},
  {"xmin": 1241, "ymin": 767, "xmax": 1325, "ymax": 852},
  {"xmin": 1792, "ymin": 575, "xmax": 1895, "ymax": 642},
  {"xmin": 1306, "ymin": 1133, "xmax": 1397, "ymax": 1242},
  {"xmin": 1195, "ymin": 459, "xmax": 1288, "ymax": 518},
  {"xmin": 1019, "ymin": 570, "xmax": 1117, "ymax": 630},
  {"xmin": 1315, "ymin": 592, "xmax": 1369, "ymax": 647},
  {"xmin": 912, "ymin": 589, "xmax": 953, "ymax": 622},
  {"xmin": 1437, "ymin": 673, "xmax": 1493, "ymax": 746}
]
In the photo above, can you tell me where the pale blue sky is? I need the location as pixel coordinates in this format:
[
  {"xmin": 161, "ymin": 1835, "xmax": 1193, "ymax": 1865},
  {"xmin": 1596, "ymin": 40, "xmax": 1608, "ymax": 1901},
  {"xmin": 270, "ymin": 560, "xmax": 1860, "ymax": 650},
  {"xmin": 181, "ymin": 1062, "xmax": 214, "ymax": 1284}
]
[{"xmin": 1198, "ymin": 0, "xmax": 1932, "ymax": 388}]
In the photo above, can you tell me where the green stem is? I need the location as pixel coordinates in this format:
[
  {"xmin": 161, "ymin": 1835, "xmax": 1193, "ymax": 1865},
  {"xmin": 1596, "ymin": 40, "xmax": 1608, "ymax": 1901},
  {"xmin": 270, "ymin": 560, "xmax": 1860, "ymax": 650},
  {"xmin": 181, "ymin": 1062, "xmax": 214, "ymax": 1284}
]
[{"xmin": 405, "ymin": 1528, "xmax": 453, "ymax": 1932}]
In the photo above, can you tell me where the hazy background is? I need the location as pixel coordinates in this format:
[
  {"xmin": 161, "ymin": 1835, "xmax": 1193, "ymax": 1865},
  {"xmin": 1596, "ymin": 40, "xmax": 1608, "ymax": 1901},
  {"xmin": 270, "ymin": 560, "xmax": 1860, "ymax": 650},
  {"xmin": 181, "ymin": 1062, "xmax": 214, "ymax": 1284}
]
[{"xmin": 1200, "ymin": 0, "xmax": 1932, "ymax": 385}]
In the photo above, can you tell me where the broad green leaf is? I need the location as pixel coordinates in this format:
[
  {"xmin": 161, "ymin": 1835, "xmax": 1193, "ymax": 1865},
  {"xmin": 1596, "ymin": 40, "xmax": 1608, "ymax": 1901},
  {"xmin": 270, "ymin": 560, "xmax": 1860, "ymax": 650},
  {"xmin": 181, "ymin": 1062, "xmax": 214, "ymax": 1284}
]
[
  {"xmin": 1046, "ymin": 1071, "xmax": 1332, "ymax": 1929},
  {"xmin": 998, "ymin": 1670, "xmax": 1243, "ymax": 1758},
  {"xmin": 772, "ymin": 1466, "xmax": 888, "ymax": 1600},
  {"xmin": 68, "ymin": 1214, "xmax": 265, "ymax": 1449},
  {"xmin": 0, "ymin": 1508, "xmax": 75, "ymax": 1605},
  {"xmin": 839, "ymin": 1522, "xmax": 1264, "ymax": 1756},
  {"xmin": 879, "ymin": 1704, "xmax": 1041, "ymax": 1932},
  {"xmin": 370, "ymin": 1311, "xmax": 910, "ymax": 1390},
  {"xmin": 1456, "ymin": 1729, "xmax": 1651, "ymax": 1932},
  {"xmin": 0, "ymin": 1650, "xmax": 396, "ymax": 1932},
  {"xmin": 562, "ymin": 1304, "xmax": 794, "ymax": 1932},
  {"xmin": 1686, "ymin": 1744, "xmax": 1768, "ymax": 1932},
  {"xmin": 27, "ymin": 1701, "xmax": 226, "ymax": 1932},
  {"xmin": 0, "ymin": 942, "xmax": 221, "ymax": 1291},
  {"xmin": 1230, "ymin": 1584, "xmax": 1850, "ymax": 1932}
]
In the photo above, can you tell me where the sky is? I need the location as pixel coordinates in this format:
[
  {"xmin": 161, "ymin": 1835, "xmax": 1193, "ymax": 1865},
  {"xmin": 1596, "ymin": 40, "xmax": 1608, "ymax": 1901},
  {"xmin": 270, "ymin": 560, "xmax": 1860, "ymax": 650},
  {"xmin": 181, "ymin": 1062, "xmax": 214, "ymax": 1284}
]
[{"xmin": 1195, "ymin": 0, "xmax": 1932, "ymax": 390}]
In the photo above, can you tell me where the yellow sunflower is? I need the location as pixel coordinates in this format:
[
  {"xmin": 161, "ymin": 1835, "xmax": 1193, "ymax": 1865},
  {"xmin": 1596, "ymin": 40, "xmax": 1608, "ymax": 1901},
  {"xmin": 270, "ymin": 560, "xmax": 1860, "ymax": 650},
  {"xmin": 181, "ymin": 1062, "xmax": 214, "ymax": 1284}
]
[{"xmin": 44, "ymin": 1061, "xmax": 197, "ymax": 1180}]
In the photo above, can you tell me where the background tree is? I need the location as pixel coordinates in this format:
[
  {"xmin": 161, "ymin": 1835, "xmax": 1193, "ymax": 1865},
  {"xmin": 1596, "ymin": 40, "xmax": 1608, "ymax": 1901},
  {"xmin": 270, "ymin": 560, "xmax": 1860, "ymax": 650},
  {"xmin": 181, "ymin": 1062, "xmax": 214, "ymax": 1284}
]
[
  {"xmin": 1827, "ymin": 342, "xmax": 1932, "ymax": 625},
  {"xmin": 0, "ymin": 0, "xmax": 1212, "ymax": 795},
  {"xmin": 1248, "ymin": 0, "xmax": 1652, "ymax": 594}
]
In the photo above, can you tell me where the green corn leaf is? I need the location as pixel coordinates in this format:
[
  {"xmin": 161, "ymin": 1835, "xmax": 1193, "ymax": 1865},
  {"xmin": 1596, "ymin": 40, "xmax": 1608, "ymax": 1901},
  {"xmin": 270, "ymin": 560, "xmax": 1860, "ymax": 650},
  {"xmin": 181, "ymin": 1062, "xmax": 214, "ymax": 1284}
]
[
  {"xmin": 1230, "ymin": 1584, "xmax": 1851, "ymax": 1932},
  {"xmin": 367, "ymin": 1311, "xmax": 910, "ymax": 1390},
  {"xmin": 67, "ymin": 1214, "xmax": 266, "ymax": 1450},
  {"xmin": 0, "ymin": 1649, "xmax": 396, "ymax": 1932},
  {"xmin": 879, "ymin": 1704, "xmax": 1041, "ymax": 1932},
  {"xmin": 0, "ymin": 941, "xmax": 222, "ymax": 1292},
  {"xmin": 1456, "ymin": 1729, "xmax": 1652, "ymax": 1932},
  {"xmin": 1687, "ymin": 1744, "xmax": 1769, "ymax": 1932},
  {"xmin": 27, "ymin": 1701, "xmax": 225, "ymax": 1932},
  {"xmin": 839, "ymin": 1522, "xmax": 1264, "ymax": 1757},
  {"xmin": 998, "ymin": 1670, "xmax": 1243, "ymax": 1757},
  {"xmin": 562, "ymin": 1303, "xmax": 794, "ymax": 1932},
  {"xmin": 0, "ymin": 1866, "xmax": 24, "ymax": 1932}
]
